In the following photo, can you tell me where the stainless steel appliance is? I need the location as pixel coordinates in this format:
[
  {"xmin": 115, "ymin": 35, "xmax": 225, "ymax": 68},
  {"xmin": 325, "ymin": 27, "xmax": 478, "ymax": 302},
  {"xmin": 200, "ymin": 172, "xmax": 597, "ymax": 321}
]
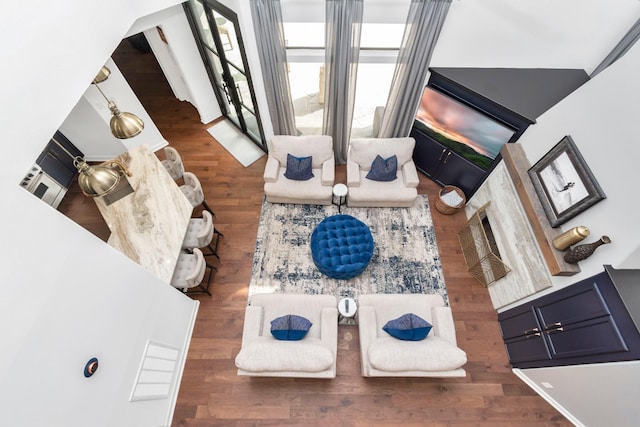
[{"xmin": 20, "ymin": 164, "xmax": 67, "ymax": 208}]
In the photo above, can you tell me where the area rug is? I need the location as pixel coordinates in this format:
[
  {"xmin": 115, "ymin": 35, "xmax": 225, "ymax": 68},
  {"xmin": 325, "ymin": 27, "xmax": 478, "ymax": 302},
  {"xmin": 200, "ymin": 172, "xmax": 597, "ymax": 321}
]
[
  {"xmin": 206, "ymin": 120, "xmax": 265, "ymax": 167},
  {"xmin": 249, "ymin": 195, "xmax": 448, "ymax": 305}
]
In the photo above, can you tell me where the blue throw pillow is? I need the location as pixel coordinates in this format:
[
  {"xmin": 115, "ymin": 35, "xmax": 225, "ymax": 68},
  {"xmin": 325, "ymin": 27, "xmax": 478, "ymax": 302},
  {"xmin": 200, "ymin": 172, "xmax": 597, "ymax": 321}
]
[
  {"xmin": 383, "ymin": 313, "xmax": 432, "ymax": 341},
  {"xmin": 284, "ymin": 154, "xmax": 314, "ymax": 180},
  {"xmin": 270, "ymin": 314, "xmax": 312, "ymax": 341},
  {"xmin": 366, "ymin": 154, "xmax": 397, "ymax": 181}
]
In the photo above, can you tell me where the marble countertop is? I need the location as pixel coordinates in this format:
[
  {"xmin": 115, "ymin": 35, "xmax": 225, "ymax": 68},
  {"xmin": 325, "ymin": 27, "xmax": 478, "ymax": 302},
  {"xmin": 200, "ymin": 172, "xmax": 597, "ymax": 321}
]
[{"xmin": 94, "ymin": 144, "xmax": 193, "ymax": 284}]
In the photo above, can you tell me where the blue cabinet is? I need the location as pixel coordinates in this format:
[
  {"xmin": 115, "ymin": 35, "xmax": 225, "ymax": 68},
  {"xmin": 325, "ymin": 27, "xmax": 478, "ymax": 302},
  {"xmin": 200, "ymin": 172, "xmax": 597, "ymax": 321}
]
[
  {"xmin": 498, "ymin": 267, "xmax": 640, "ymax": 368},
  {"xmin": 37, "ymin": 131, "xmax": 83, "ymax": 189},
  {"xmin": 410, "ymin": 127, "xmax": 487, "ymax": 199}
]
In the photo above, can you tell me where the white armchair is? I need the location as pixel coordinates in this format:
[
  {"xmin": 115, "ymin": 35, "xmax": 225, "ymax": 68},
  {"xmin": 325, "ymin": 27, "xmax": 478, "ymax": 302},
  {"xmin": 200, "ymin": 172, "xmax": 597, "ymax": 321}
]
[
  {"xmin": 347, "ymin": 137, "xmax": 419, "ymax": 207},
  {"xmin": 235, "ymin": 293, "xmax": 338, "ymax": 378},
  {"xmin": 263, "ymin": 135, "xmax": 335, "ymax": 205},
  {"xmin": 358, "ymin": 294, "xmax": 467, "ymax": 377}
]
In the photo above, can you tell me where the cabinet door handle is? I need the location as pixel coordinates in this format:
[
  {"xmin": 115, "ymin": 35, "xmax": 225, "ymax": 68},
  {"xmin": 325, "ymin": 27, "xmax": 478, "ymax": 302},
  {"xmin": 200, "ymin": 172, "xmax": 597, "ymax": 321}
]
[
  {"xmin": 546, "ymin": 327, "xmax": 564, "ymax": 334},
  {"xmin": 523, "ymin": 327, "xmax": 539, "ymax": 335},
  {"xmin": 526, "ymin": 332, "xmax": 542, "ymax": 338},
  {"xmin": 443, "ymin": 152, "xmax": 452, "ymax": 164},
  {"xmin": 543, "ymin": 322, "xmax": 562, "ymax": 331},
  {"xmin": 437, "ymin": 148, "xmax": 446, "ymax": 162}
]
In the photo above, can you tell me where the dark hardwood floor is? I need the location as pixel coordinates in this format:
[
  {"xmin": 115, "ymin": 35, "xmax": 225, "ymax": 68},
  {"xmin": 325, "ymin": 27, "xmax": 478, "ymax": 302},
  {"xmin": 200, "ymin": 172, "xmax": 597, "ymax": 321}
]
[{"xmin": 57, "ymin": 38, "xmax": 571, "ymax": 427}]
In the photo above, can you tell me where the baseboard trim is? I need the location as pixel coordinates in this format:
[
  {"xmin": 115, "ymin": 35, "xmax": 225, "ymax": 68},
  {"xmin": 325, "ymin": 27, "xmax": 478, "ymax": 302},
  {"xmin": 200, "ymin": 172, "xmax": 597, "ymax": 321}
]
[
  {"xmin": 512, "ymin": 368, "xmax": 583, "ymax": 427},
  {"xmin": 200, "ymin": 113, "xmax": 222, "ymax": 125}
]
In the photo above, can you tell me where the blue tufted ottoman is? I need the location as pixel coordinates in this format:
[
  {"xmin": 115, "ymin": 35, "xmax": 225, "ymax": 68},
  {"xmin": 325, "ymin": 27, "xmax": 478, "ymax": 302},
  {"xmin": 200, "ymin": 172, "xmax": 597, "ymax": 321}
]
[{"xmin": 310, "ymin": 214, "xmax": 374, "ymax": 280}]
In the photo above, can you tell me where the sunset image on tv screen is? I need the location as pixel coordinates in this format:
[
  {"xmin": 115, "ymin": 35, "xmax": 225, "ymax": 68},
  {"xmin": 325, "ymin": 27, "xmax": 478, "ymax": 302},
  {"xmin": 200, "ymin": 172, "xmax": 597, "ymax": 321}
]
[{"xmin": 414, "ymin": 87, "xmax": 515, "ymax": 170}]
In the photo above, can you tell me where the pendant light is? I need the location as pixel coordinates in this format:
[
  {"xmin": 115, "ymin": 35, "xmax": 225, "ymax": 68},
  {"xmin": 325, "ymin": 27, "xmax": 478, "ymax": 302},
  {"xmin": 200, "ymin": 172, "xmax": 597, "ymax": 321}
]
[
  {"xmin": 92, "ymin": 66, "xmax": 144, "ymax": 139},
  {"xmin": 51, "ymin": 137, "xmax": 132, "ymax": 197}
]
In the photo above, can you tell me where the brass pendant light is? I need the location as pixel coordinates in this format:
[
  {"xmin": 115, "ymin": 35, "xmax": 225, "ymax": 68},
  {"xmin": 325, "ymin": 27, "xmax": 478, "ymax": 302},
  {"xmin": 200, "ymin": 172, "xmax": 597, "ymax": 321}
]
[
  {"xmin": 74, "ymin": 158, "xmax": 132, "ymax": 197},
  {"xmin": 93, "ymin": 66, "xmax": 111, "ymax": 84},
  {"xmin": 51, "ymin": 138, "xmax": 132, "ymax": 197},
  {"xmin": 92, "ymin": 66, "xmax": 144, "ymax": 139},
  {"xmin": 107, "ymin": 104, "xmax": 145, "ymax": 139}
]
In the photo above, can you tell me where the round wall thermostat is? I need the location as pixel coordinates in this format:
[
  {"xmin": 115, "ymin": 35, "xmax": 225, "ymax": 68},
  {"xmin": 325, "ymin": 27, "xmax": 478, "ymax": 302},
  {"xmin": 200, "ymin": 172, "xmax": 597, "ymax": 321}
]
[{"xmin": 84, "ymin": 358, "xmax": 99, "ymax": 378}]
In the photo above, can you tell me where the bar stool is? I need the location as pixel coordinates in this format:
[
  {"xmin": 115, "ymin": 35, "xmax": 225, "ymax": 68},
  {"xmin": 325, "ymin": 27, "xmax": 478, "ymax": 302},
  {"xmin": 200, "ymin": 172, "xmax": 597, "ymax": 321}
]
[
  {"xmin": 180, "ymin": 171, "xmax": 214, "ymax": 216},
  {"xmin": 161, "ymin": 146, "xmax": 185, "ymax": 181},
  {"xmin": 170, "ymin": 248, "xmax": 215, "ymax": 296},
  {"xmin": 182, "ymin": 210, "xmax": 223, "ymax": 260}
]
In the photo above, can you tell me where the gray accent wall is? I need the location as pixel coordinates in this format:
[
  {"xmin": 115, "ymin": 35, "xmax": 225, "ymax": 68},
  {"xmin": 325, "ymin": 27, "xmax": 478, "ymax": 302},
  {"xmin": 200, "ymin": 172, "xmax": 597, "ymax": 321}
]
[{"xmin": 430, "ymin": 67, "xmax": 590, "ymax": 122}]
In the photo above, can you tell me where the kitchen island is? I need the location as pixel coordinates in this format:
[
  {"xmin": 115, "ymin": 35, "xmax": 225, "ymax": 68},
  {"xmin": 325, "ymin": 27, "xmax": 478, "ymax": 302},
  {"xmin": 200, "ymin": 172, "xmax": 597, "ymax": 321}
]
[{"xmin": 94, "ymin": 144, "xmax": 192, "ymax": 284}]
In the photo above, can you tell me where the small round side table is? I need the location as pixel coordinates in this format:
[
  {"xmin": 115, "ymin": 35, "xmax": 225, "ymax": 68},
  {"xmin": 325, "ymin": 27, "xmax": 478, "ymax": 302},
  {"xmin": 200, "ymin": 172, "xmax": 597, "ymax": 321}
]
[
  {"xmin": 338, "ymin": 297, "xmax": 357, "ymax": 324},
  {"xmin": 332, "ymin": 183, "xmax": 348, "ymax": 213}
]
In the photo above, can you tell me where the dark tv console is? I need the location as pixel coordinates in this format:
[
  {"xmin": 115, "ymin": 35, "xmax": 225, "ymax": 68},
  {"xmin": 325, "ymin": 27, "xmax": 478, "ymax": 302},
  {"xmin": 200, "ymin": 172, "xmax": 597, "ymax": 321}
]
[
  {"xmin": 412, "ymin": 69, "xmax": 535, "ymax": 199},
  {"xmin": 411, "ymin": 126, "xmax": 488, "ymax": 199},
  {"xmin": 412, "ymin": 67, "xmax": 590, "ymax": 199}
]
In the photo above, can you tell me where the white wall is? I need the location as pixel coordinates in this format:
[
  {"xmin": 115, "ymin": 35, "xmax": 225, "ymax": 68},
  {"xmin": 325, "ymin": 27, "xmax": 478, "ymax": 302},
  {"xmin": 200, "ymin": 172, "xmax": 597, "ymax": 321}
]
[
  {"xmin": 58, "ymin": 95, "xmax": 129, "ymax": 160},
  {"xmin": 58, "ymin": 5, "xmax": 222, "ymax": 162},
  {"xmin": 515, "ymin": 362, "xmax": 640, "ymax": 427},
  {"xmin": 489, "ymin": 14, "xmax": 640, "ymax": 427},
  {"xmin": 0, "ymin": 1, "xmax": 200, "ymax": 426},
  {"xmin": 3, "ymin": 1, "xmax": 640, "ymax": 425},
  {"xmin": 501, "ymin": 38, "xmax": 640, "ymax": 308},
  {"xmin": 427, "ymin": 12, "xmax": 640, "ymax": 421},
  {"xmin": 127, "ymin": 5, "xmax": 222, "ymax": 124},
  {"xmin": 144, "ymin": 27, "xmax": 194, "ymax": 104},
  {"xmin": 426, "ymin": 2, "xmax": 640, "ymax": 424},
  {"xmin": 60, "ymin": 59, "xmax": 167, "ymax": 161},
  {"xmin": 432, "ymin": 0, "xmax": 640, "ymax": 73},
  {"xmin": 1, "ymin": 0, "xmax": 190, "ymax": 176}
]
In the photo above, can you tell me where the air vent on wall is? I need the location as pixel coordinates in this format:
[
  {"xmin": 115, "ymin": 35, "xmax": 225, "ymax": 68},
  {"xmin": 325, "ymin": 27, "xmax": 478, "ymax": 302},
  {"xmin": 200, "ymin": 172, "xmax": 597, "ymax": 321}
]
[{"xmin": 130, "ymin": 341, "xmax": 180, "ymax": 402}]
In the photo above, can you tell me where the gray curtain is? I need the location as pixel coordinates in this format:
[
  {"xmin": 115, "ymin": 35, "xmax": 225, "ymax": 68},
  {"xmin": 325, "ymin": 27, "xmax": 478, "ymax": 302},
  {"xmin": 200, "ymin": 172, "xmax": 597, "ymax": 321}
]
[
  {"xmin": 378, "ymin": 0, "xmax": 452, "ymax": 138},
  {"xmin": 250, "ymin": 0, "xmax": 297, "ymax": 135},
  {"xmin": 590, "ymin": 17, "xmax": 640, "ymax": 78},
  {"xmin": 323, "ymin": 0, "xmax": 363, "ymax": 164}
]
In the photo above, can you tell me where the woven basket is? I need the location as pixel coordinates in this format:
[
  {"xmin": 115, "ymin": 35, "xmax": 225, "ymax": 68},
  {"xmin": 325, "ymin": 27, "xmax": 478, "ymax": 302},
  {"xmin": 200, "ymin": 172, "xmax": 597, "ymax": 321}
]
[{"xmin": 435, "ymin": 185, "xmax": 466, "ymax": 215}]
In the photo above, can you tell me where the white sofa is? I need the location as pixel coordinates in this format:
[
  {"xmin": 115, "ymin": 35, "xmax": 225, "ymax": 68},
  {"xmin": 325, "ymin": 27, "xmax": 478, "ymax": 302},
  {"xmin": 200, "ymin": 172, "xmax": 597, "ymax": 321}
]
[
  {"xmin": 347, "ymin": 137, "xmax": 419, "ymax": 207},
  {"xmin": 358, "ymin": 294, "xmax": 467, "ymax": 377},
  {"xmin": 235, "ymin": 293, "xmax": 338, "ymax": 378},
  {"xmin": 263, "ymin": 135, "xmax": 335, "ymax": 205}
]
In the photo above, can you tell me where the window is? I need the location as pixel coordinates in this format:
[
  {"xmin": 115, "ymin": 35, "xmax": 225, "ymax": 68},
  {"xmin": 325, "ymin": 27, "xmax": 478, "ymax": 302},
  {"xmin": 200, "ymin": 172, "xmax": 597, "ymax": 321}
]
[{"xmin": 281, "ymin": 0, "xmax": 410, "ymax": 136}]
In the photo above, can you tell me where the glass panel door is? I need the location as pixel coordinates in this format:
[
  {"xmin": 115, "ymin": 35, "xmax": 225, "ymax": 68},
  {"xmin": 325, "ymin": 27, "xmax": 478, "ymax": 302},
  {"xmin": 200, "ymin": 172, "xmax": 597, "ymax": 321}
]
[
  {"xmin": 185, "ymin": 0, "xmax": 266, "ymax": 151},
  {"xmin": 187, "ymin": 0, "xmax": 230, "ymax": 121}
]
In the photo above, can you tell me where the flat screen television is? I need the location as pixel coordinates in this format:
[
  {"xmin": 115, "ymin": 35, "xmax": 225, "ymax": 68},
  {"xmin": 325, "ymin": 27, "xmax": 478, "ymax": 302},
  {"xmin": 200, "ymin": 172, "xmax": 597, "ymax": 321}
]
[{"xmin": 414, "ymin": 86, "xmax": 516, "ymax": 170}]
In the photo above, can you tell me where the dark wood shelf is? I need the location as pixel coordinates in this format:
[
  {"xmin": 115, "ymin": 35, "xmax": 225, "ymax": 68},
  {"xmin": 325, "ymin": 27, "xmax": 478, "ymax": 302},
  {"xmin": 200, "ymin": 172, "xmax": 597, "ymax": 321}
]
[{"xmin": 501, "ymin": 144, "xmax": 580, "ymax": 276}]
